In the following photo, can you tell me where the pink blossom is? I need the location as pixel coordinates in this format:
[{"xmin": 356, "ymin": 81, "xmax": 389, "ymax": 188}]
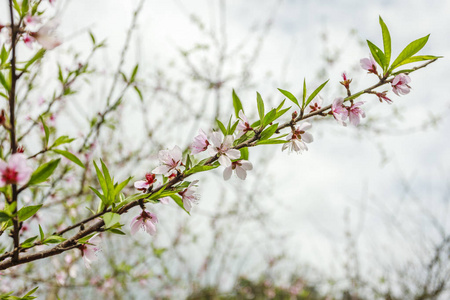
[
  {"xmin": 22, "ymin": 33, "xmax": 35, "ymax": 49},
  {"xmin": 80, "ymin": 234, "xmax": 101, "ymax": 269},
  {"xmin": 178, "ymin": 180, "xmax": 200, "ymax": 212},
  {"xmin": 31, "ymin": 21, "xmax": 62, "ymax": 50},
  {"xmin": 391, "ymin": 73, "xmax": 411, "ymax": 96},
  {"xmin": 24, "ymin": 15, "xmax": 41, "ymax": 27},
  {"xmin": 236, "ymin": 110, "xmax": 253, "ymax": 137},
  {"xmin": 348, "ymin": 101, "xmax": 366, "ymax": 126},
  {"xmin": 130, "ymin": 210, "xmax": 158, "ymax": 235},
  {"xmin": 208, "ymin": 132, "xmax": 241, "ymax": 167},
  {"xmin": 191, "ymin": 129, "xmax": 210, "ymax": 154},
  {"xmin": 152, "ymin": 145, "xmax": 183, "ymax": 177},
  {"xmin": 305, "ymin": 95, "xmax": 323, "ymax": 114},
  {"xmin": 159, "ymin": 197, "xmax": 170, "ymax": 204},
  {"xmin": 223, "ymin": 160, "xmax": 253, "ymax": 180},
  {"xmin": 360, "ymin": 55, "xmax": 378, "ymax": 75},
  {"xmin": 0, "ymin": 153, "xmax": 32, "ymax": 187},
  {"xmin": 282, "ymin": 122, "xmax": 313, "ymax": 153},
  {"xmin": 134, "ymin": 173, "xmax": 157, "ymax": 192},
  {"xmin": 331, "ymin": 98, "xmax": 348, "ymax": 126}
]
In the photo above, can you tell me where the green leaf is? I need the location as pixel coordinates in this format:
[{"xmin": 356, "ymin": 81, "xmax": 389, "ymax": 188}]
[
  {"xmin": 0, "ymin": 71, "xmax": 10, "ymax": 91},
  {"xmin": 262, "ymin": 108, "xmax": 277, "ymax": 127},
  {"xmin": 367, "ymin": 40, "xmax": 386, "ymax": 69},
  {"xmin": 134, "ymin": 86, "xmax": 143, "ymax": 102},
  {"xmin": 130, "ymin": 64, "xmax": 139, "ymax": 82},
  {"xmin": 52, "ymin": 149, "xmax": 85, "ymax": 168},
  {"xmin": 50, "ymin": 135, "xmax": 75, "ymax": 148},
  {"xmin": 185, "ymin": 154, "xmax": 192, "ymax": 170},
  {"xmin": 21, "ymin": 235, "xmax": 38, "ymax": 248},
  {"xmin": 93, "ymin": 161, "xmax": 107, "ymax": 197},
  {"xmin": 260, "ymin": 123, "xmax": 278, "ymax": 141},
  {"xmin": 39, "ymin": 224, "xmax": 44, "ymax": 241},
  {"xmin": 240, "ymin": 147, "xmax": 249, "ymax": 161},
  {"xmin": 232, "ymin": 89, "xmax": 244, "ymax": 117},
  {"xmin": 43, "ymin": 235, "xmax": 66, "ymax": 244},
  {"xmin": 185, "ymin": 163, "xmax": 219, "ymax": 176},
  {"xmin": 17, "ymin": 204, "xmax": 42, "ymax": 222},
  {"xmin": 39, "ymin": 116, "xmax": 50, "ymax": 148},
  {"xmin": 109, "ymin": 228, "xmax": 126, "ymax": 235},
  {"xmin": 256, "ymin": 139, "xmax": 288, "ymax": 145},
  {"xmin": 391, "ymin": 55, "xmax": 441, "ymax": 69},
  {"xmin": 0, "ymin": 45, "xmax": 9, "ymax": 65},
  {"xmin": 24, "ymin": 49, "xmax": 46, "ymax": 70},
  {"xmin": 216, "ymin": 119, "xmax": 227, "ymax": 135},
  {"xmin": 390, "ymin": 35, "xmax": 430, "ymax": 71},
  {"xmin": 89, "ymin": 31, "xmax": 96, "ymax": 44},
  {"xmin": 21, "ymin": 0, "xmax": 29, "ymax": 16},
  {"xmin": 77, "ymin": 233, "xmax": 96, "ymax": 244},
  {"xmin": 305, "ymin": 80, "xmax": 329, "ymax": 108},
  {"xmin": 379, "ymin": 16, "xmax": 391, "ymax": 69},
  {"xmin": 89, "ymin": 186, "xmax": 105, "ymax": 203},
  {"xmin": 256, "ymin": 92, "xmax": 265, "ymax": 124},
  {"xmin": 114, "ymin": 177, "xmax": 131, "ymax": 197},
  {"xmin": 0, "ymin": 211, "xmax": 11, "ymax": 222},
  {"xmin": 277, "ymin": 88, "xmax": 300, "ymax": 107},
  {"xmin": 28, "ymin": 159, "xmax": 60, "ymax": 185},
  {"xmin": 170, "ymin": 194, "xmax": 190, "ymax": 215},
  {"xmin": 302, "ymin": 78, "xmax": 307, "ymax": 108},
  {"xmin": 102, "ymin": 212, "xmax": 121, "ymax": 229}
]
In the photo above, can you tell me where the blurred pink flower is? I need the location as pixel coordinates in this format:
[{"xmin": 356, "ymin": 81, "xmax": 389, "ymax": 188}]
[
  {"xmin": 152, "ymin": 145, "xmax": 182, "ymax": 177},
  {"xmin": 391, "ymin": 73, "xmax": 411, "ymax": 96},
  {"xmin": 22, "ymin": 33, "xmax": 35, "ymax": 49},
  {"xmin": 80, "ymin": 235, "xmax": 101, "ymax": 269},
  {"xmin": 130, "ymin": 210, "xmax": 158, "ymax": 235},
  {"xmin": 223, "ymin": 160, "xmax": 253, "ymax": 180},
  {"xmin": 24, "ymin": 15, "xmax": 41, "ymax": 27},
  {"xmin": 208, "ymin": 132, "xmax": 240, "ymax": 167},
  {"xmin": 178, "ymin": 180, "xmax": 200, "ymax": 212},
  {"xmin": 331, "ymin": 97, "xmax": 348, "ymax": 126},
  {"xmin": 360, "ymin": 55, "xmax": 378, "ymax": 75},
  {"xmin": 134, "ymin": 173, "xmax": 156, "ymax": 192},
  {"xmin": 0, "ymin": 153, "xmax": 32, "ymax": 187},
  {"xmin": 191, "ymin": 129, "xmax": 210, "ymax": 154},
  {"xmin": 31, "ymin": 21, "xmax": 62, "ymax": 50}
]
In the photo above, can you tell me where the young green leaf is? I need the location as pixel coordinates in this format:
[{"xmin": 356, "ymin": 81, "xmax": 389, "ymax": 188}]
[
  {"xmin": 305, "ymin": 80, "xmax": 329, "ymax": 108},
  {"xmin": 0, "ymin": 211, "xmax": 11, "ymax": 222},
  {"xmin": 367, "ymin": 40, "xmax": 386, "ymax": 69},
  {"xmin": 50, "ymin": 136, "xmax": 76, "ymax": 148},
  {"xmin": 379, "ymin": 16, "xmax": 391, "ymax": 69},
  {"xmin": 262, "ymin": 108, "xmax": 277, "ymax": 127},
  {"xmin": 39, "ymin": 224, "xmax": 44, "ymax": 241},
  {"xmin": 52, "ymin": 149, "xmax": 85, "ymax": 168},
  {"xmin": 256, "ymin": 92, "xmax": 265, "ymax": 122},
  {"xmin": 216, "ymin": 119, "xmax": 227, "ymax": 135},
  {"xmin": 102, "ymin": 212, "xmax": 121, "ymax": 229},
  {"xmin": 260, "ymin": 123, "xmax": 278, "ymax": 141},
  {"xmin": 17, "ymin": 204, "xmax": 42, "ymax": 222},
  {"xmin": 170, "ymin": 194, "xmax": 190, "ymax": 215},
  {"xmin": 232, "ymin": 89, "xmax": 244, "ymax": 117},
  {"xmin": 0, "ymin": 71, "xmax": 10, "ymax": 92},
  {"xmin": 43, "ymin": 235, "xmax": 66, "ymax": 244},
  {"xmin": 302, "ymin": 78, "xmax": 307, "ymax": 108},
  {"xmin": 39, "ymin": 116, "xmax": 50, "ymax": 148},
  {"xmin": 391, "ymin": 55, "xmax": 440, "ymax": 69},
  {"xmin": 390, "ymin": 35, "xmax": 430, "ymax": 71},
  {"xmin": 185, "ymin": 164, "xmax": 219, "ymax": 176},
  {"xmin": 240, "ymin": 147, "xmax": 249, "ymax": 161},
  {"xmin": 28, "ymin": 159, "xmax": 60, "ymax": 186},
  {"xmin": 24, "ymin": 49, "xmax": 46, "ymax": 70},
  {"xmin": 278, "ymin": 88, "xmax": 300, "ymax": 107}
]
